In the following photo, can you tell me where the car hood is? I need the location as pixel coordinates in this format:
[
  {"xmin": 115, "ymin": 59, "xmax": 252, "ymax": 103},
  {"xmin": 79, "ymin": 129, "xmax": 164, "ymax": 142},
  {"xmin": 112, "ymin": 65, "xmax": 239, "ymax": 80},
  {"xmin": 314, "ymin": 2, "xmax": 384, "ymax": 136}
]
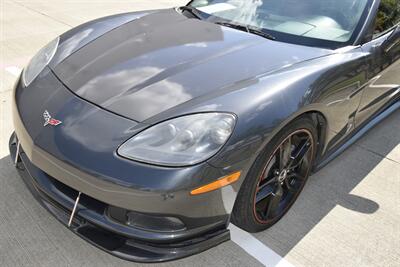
[{"xmin": 53, "ymin": 8, "xmax": 332, "ymax": 122}]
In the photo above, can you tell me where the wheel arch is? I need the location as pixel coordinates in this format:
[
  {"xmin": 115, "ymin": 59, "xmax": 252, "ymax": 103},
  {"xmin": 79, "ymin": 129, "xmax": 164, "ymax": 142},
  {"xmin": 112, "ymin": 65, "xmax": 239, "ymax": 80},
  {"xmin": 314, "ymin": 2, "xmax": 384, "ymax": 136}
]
[
  {"xmin": 230, "ymin": 111, "xmax": 325, "ymax": 230},
  {"xmin": 258, "ymin": 109, "xmax": 329, "ymax": 170},
  {"xmin": 294, "ymin": 111, "xmax": 328, "ymax": 171}
]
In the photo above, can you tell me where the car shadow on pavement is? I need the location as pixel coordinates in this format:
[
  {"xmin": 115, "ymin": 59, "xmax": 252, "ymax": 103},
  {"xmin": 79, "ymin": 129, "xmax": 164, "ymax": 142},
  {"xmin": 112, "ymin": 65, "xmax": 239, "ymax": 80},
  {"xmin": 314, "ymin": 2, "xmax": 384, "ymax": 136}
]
[{"xmin": 253, "ymin": 109, "xmax": 400, "ymax": 257}]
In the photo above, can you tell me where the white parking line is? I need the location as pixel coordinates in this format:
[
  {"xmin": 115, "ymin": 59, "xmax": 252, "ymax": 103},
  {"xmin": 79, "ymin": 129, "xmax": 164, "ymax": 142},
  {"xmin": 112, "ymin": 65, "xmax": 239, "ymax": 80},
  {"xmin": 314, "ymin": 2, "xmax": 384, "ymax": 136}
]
[
  {"xmin": 5, "ymin": 66, "xmax": 22, "ymax": 77},
  {"xmin": 229, "ymin": 224, "xmax": 295, "ymax": 267}
]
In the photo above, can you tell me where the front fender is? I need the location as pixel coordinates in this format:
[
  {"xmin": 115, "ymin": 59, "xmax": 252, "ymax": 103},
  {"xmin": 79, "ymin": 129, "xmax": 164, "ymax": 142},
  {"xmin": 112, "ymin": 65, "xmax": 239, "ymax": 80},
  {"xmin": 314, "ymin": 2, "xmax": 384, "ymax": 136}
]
[{"xmin": 206, "ymin": 48, "xmax": 368, "ymax": 170}]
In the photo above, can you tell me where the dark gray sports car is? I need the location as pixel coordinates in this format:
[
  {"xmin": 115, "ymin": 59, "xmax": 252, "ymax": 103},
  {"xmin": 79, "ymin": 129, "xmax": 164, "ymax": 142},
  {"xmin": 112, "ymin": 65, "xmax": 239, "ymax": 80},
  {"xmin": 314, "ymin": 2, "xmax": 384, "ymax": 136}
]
[{"xmin": 9, "ymin": 0, "xmax": 399, "ymax": 262}]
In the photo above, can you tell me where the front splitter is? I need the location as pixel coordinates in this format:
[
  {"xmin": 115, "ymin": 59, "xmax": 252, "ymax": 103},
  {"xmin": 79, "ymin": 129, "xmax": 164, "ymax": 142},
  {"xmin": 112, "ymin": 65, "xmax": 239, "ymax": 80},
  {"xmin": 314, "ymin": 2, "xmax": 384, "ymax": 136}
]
[{"xmin": 9, "ymin": 135, "xmax": 230, "ymax": 263}]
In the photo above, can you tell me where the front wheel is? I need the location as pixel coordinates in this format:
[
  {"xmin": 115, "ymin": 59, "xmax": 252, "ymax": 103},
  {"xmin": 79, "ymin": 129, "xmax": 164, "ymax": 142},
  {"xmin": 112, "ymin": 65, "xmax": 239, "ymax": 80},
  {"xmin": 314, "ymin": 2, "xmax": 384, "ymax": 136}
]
[{"xmin": 231, "ymin": 117, "xmax": 317, "ymax": 232}]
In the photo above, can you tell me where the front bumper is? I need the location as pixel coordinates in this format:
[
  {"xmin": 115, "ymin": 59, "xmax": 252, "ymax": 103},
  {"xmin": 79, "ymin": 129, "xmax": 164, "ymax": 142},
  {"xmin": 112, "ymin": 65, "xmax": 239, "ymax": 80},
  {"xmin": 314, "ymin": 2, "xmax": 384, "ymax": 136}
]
[
  {"xmin": 8, "ymin": 70, "xmax": 240, "ymax": 262},
  {"xmin": 9, "ymin": 133, "xmax": 230, "ymax": 262}
]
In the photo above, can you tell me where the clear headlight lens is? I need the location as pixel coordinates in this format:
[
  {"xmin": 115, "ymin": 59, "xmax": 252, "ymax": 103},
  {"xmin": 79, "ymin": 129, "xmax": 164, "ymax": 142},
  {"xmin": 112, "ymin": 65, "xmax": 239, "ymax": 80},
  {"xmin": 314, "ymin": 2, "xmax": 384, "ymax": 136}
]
[
  {"xmin": 22, "ymin": 37, "xmax": 59, "ymax": 86},
  {"xmin": 118, "ymin": 113, "xmax": 236, "ymax": 166}
]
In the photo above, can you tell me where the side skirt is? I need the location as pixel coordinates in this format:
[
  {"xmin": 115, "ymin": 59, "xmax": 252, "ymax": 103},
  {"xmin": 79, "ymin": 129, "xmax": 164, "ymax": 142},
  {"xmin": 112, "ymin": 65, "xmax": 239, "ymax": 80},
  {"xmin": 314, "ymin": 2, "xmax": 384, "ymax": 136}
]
[{"xmin": 314, "ymin": 99, "xmax": 400, "ymax": 172}]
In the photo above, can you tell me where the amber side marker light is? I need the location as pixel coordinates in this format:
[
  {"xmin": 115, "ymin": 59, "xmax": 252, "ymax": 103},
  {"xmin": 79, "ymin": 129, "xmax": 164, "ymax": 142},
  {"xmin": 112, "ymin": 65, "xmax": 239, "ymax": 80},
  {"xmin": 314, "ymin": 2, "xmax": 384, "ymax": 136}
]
[{"xmin": 190, "ymin": 171, "xmax": 241, "ymax": 195}]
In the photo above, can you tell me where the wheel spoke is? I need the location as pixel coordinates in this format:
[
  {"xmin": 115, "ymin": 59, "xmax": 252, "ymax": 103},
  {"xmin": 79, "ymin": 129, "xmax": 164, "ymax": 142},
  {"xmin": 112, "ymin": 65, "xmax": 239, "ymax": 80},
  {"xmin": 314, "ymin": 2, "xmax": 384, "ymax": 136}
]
[
  {"xmin": 287, "ymin": 137, "xmax": 311, "ymax": 170},
  {"xmin": 256, "ymin": 178, "xmax": 276, "ymax": 203},
  {"xmin": 256, "ymin": 185, "xmax": 274, "ymax": 203},
  {"xmin": 264, "ymin": 183, "xmax": 283, "ymax": 219},
  {"xmin": 277, "ymin": 146, "xmax": 283, "ymax": 171},
  {"xmin": 277, "ymin": 137, "xmax": 292, "ymax": 171},
  {"xmin": 282, "ymin": 137, "xmax": 291, "ymax": 170},
  {"xmin": 261, "ymin": 157, "xmax": 276, "ymax": 181}
]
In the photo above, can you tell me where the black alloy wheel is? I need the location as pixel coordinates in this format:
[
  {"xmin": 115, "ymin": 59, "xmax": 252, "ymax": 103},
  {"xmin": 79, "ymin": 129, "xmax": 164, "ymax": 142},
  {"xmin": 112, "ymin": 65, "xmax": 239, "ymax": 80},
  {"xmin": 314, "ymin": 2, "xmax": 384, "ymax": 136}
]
[
  {"xmin": 253, "ymin": 129, "xmax": 314, "ymax": 223},
  {"xmin": 231, "ymin": 117, "xmax": 317, "ymax": 232}
]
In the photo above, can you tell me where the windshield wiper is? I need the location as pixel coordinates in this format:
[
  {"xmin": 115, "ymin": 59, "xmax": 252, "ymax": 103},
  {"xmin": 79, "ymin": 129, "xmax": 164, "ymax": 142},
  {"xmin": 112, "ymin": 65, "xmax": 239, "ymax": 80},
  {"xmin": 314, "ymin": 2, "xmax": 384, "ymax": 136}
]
[
  {"xmin": 215, "ymin": 21, "xmax": 248, "ymax": 32},
  {"xmin": 179, "ymin": 6, "xmax": 202, "ymax": 20},
  {"xmin": 215, "ymin": 21, "xmax": 276, "ymax": 41},
  {"xmin": 247, "ymin": 26, "xmax": 276, "ymax": 41}
]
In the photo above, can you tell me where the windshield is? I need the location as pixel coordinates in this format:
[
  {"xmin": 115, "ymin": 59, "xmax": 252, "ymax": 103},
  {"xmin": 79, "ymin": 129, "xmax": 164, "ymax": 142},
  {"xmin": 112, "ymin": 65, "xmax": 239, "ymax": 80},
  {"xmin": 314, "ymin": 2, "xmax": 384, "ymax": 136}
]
[{"xmin": 188, "ymin": 0, "xmax": 372, "ymax": 49}]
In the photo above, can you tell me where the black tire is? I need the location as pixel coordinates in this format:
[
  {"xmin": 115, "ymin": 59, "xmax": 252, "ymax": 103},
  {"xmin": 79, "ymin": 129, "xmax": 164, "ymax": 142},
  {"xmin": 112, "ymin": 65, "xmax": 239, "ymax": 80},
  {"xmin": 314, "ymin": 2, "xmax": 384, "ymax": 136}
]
[{"xmin": 231, "ymin": 116, "xmax": 317, "ymax": 233}]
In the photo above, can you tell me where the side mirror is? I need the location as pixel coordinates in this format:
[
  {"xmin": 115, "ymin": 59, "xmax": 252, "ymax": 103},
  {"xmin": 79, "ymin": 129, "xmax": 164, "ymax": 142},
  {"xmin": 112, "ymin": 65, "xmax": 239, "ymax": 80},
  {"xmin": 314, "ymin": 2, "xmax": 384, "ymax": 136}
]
[{"xmin": 382, "ymin": 25, "xmax": 400, "ymax": 53}]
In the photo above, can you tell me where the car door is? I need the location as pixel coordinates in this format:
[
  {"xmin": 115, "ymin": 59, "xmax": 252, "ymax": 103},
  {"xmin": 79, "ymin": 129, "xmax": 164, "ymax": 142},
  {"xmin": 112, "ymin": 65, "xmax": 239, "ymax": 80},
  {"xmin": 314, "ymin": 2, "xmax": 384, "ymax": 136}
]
[{"xmin": 356, "ymin": 0, "xmax": 400, "ymax": 126}]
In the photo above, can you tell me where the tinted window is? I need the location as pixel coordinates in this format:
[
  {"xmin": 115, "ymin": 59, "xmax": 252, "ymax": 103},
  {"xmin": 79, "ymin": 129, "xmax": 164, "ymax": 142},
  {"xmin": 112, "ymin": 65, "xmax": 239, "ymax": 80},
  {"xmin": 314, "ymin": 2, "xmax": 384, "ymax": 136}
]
[
  {"xmin": 189, "ymin": 0, "xmax": 372, "ymax": 48},
  {"xmin": 374, "ymin": 0, "xmax": 400, "ymax": 36}
]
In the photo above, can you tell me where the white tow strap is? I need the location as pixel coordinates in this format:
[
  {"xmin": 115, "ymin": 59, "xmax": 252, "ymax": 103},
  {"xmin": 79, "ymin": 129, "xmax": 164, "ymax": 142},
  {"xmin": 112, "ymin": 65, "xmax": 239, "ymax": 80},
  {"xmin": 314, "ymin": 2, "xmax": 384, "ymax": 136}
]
[
  {"xmin": 68, "ymin": 192, "xmax": 82, "ymax": 227},
  {"xmin": 14, "ymin": 141, "xmax": 20, "ymax": 165}
]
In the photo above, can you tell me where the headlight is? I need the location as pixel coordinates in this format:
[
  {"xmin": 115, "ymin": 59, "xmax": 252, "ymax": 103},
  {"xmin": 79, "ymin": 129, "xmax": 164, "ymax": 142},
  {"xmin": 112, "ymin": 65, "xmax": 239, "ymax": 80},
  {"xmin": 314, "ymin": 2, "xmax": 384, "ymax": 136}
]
[
  {"xmin": 118, "ymin": 113, "xmax": 236, "ymax": 166},
  {"xmin": 22, "ymin": 37, "xmax": 59, "ymax": 86}
]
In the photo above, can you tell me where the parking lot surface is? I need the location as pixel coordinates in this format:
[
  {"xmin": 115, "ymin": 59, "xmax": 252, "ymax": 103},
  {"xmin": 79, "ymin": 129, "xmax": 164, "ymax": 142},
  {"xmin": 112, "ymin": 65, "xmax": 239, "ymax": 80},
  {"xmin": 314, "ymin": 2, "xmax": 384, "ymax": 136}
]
[{"xmin": 1, "ymin": 1, "xmax": 399, "ymax": 266}]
